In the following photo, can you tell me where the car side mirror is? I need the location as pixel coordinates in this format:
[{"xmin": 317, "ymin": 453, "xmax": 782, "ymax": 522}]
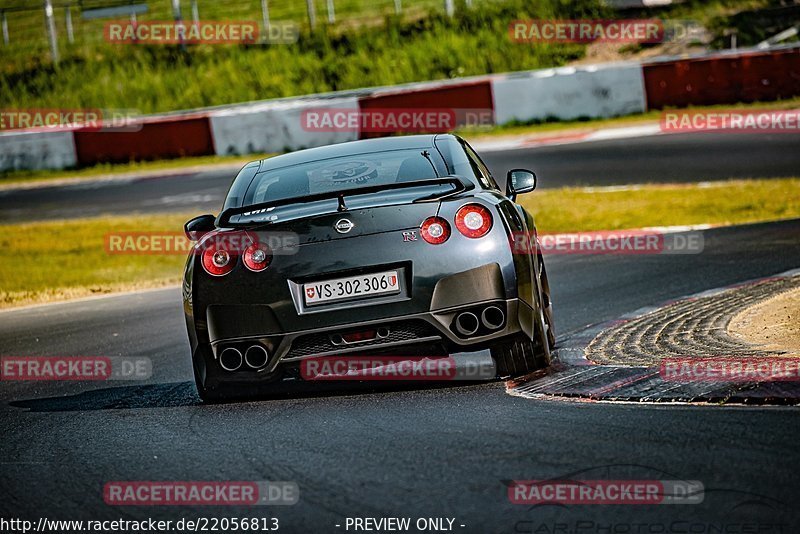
[
  {"xmin": 184, "ymin": 214, "xmax": 216, "ymax": 241},
  {"xmin": 506, "ymin": 169, "xmax": 537, "ymax": 201}
]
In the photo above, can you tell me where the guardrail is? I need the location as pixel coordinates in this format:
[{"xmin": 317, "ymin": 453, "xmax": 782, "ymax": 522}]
[{"xmin": 1, "ymin": 44, "xmax": 799, "ymax": 172}]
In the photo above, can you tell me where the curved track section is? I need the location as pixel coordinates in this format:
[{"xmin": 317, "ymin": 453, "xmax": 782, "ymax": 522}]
[
  {"xmin": 510, "ymin": 271, "xmax": 800, "ymax": 405},
  {"xmin": 2, "ymin": 136, "xmax": 800, "ymax": 529},
  {"xmin": 588, "ymin": 274, "xmax": 800, "ymax": 366}
]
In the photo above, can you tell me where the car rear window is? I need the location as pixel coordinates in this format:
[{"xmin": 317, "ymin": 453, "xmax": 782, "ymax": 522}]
[{"xmin": 244, "ymin": 149, "xmax": 440, "ymax": 206}]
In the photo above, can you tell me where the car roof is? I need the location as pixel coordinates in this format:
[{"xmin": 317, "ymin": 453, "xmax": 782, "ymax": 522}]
[{"xmin": 254, "ymin": 134, "xmax": 454, "ymax": 172}]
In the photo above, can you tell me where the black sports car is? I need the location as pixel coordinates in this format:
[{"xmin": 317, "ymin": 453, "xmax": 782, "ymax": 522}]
[{"xmin": 183, "ymin": 134, "xmax": 555, "ymax": 401}]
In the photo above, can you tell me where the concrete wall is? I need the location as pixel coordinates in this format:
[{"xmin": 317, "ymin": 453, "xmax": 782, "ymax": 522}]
[
  {"xmin": 209, "ymin": 97, "xmax": 360, "ymax": 156},
  {"xmin": 491, "ymin": 62, "xmax": 647, "ymax": 124},
  {"xmin": 0, "ymin": 130, "xmax": 77, "ymax": 171}
]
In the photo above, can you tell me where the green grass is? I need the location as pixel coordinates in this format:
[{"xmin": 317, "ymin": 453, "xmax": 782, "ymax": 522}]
[
  {"xmin": 1, "ymin": 0, "xmax": 786, "ymax": 116},
  {"xmin": 618, "ymin": 0, "xmax": 792, "ymax": 48},
  {"xmin": 0, "ymin": 212, "xmax": 195, "ymax": 308},
  {"xmin": 0, "ymin": 0, "xmax": 600, "ymax": 114},
  {"xmin": 2, "ymin": 177, "xmax": 798, "ymax": 308},
  {"xmin": 518, "ymin": 178, "xmax": 800, "ymax": 233}
]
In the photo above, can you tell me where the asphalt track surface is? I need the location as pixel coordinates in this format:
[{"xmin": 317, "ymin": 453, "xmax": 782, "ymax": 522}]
[
  {"xmin": 1, "ymin": 133, "xmax": 800, "ymax": 531},
  {"xmin": 1, "ymin": 131, "xmax": 800, "ymax": 222}
]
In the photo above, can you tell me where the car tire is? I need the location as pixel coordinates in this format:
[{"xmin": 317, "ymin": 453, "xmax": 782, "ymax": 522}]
[
  {"xmin": 192, "ymin": 347, "xmax": 231, "ymax": 403},
  {"xmin": 193, "ymin": 356, "xmax": 218, "ymax": 403},
  {"xmin": 538, "ymin": 254, "xmax": 556, "ymax": 350},
  {"xmin": 492, "ymin": 312, "xmax": 550, "ymax": 378},
  {"xmin": 195, "ymin": 378, "xmax": 239, "ymax": 403}
]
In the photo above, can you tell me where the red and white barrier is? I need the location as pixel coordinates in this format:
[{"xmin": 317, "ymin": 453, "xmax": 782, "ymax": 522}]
[{"xmin": 2, "ymin": 45, "xmax": 799, "ymax": 172}]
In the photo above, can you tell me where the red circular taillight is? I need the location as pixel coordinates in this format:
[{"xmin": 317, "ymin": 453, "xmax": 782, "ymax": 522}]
[
  {"xmin": 200, "ymin": 235, "xmax": 237, "ymax": 277},
  {"xmin": 243, "ymin": 242, "xmax": 272, "ymax": 272},
  {"xmin": 420, "ymin": 217, "xmax": 451, "ymax": 245},
  {"xmin": 455, "ymin": 204, "xmax": 493, "ymax": 238}
]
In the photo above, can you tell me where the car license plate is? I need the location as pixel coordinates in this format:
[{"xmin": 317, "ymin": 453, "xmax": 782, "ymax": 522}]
[{"xmin": 304, "ymin": 270, "xmax": 400, "ymax": 305}]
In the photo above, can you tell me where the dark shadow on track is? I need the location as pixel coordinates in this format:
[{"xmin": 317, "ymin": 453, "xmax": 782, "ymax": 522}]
[{"xmin": 8, "ymin": 379, "xmax": 492, "ymax": 412}]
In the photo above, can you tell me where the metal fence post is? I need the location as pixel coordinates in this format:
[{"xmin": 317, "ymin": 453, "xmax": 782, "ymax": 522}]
[
  {"xmin": 131, "ymin": 10, "xmax": 138, "ymax": 43},
  {"xmin": 261, "ymin": 0, "xmax": 270, "ymax": 34},
  {"xmin": 327, "ymin": 0, "xmax": 335, "ymax": 23},
  {"xmin": 191, "ymin": 0, "xmax": 199, "ymax": 23},
  {"xmin": 444, "ymin": 0, "xmax": 455, "ymax": 18},
  {"xmin": 171, "ymin": 0, "xmax": 182, "ymax": 21},
  {"xmin": 1, "ymin": 11, "xmax": 8, "ymax": 45},
  {"xmin": 65, "ymin": 6, "xmax": 74, "ymax": 43},
  {"xmin": 306, "ymin": 0, "xmax": 317, "ymax": 30},
  {"xmin": 171, "ymin": 0, "xmax": 185, "ymax": 47},
  {"xmin": 44, "ymin": 0, "xmax": 59, "ymax": 64}
]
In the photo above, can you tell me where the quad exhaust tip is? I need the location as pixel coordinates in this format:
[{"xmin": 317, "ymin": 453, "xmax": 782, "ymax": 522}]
[
  {"xmin": 219, "ymin": 347, "xmax": 243, "ymax": 372},
  {"xmin": 481, "ymin": 305, "xmax": 505, "ymax": 330},
  {"xmin": 455, "ymin": 312, "xmax": 480, "ymax": 337},
  {"xmin": 245, "ymin": 345, "xmax": 269, "ymax": 369}
]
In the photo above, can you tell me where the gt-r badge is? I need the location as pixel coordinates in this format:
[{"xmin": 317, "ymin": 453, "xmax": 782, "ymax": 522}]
[
  {"xmin": 335, "ymin": 219, "xmax": 355, "ymax": 234},
  {"xmin": 402, "ymin": 230, "xmax": 418, "ymax": 242}
]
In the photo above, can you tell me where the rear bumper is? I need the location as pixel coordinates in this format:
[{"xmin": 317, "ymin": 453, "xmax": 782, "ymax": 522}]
[
  {"xmin": 194, "ymin": 297, "xmax": 533, "ymax": 388},
  {"xmin": 187, "ymin": 205, "xmax": 540, "ymax": 385},
  {"xmin": 216, "ymin": 294, "xmax": 531, "ymax": 357},
  {"xmin": 192, "ymin": 258, "xmax": 536, "ymax": 387}
]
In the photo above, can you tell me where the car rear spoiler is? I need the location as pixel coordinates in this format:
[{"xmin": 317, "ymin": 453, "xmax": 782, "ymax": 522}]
[{"xmin": 216, "ymin": 176, "xmax": 473, "ymax": 227}]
